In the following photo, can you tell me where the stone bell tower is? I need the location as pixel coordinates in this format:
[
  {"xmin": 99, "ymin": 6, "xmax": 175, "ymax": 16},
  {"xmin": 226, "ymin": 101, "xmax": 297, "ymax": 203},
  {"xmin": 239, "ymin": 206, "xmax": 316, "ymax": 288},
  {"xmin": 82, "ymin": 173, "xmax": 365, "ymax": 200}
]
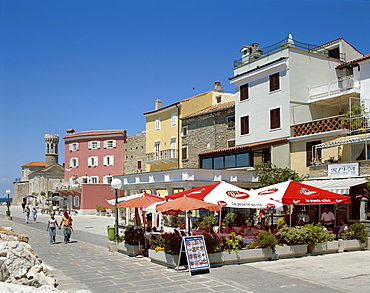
[{"xmin": 45, "ymin": 134, "xmax": 59, "ymax": 167}]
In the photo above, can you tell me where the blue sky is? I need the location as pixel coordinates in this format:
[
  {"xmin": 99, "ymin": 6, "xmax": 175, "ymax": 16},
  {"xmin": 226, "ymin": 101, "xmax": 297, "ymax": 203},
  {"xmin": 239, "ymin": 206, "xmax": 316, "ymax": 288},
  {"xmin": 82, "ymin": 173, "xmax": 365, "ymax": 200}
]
[{"xmin": 1, "ymin": 0, "xmax": 369, "ymax": 196}]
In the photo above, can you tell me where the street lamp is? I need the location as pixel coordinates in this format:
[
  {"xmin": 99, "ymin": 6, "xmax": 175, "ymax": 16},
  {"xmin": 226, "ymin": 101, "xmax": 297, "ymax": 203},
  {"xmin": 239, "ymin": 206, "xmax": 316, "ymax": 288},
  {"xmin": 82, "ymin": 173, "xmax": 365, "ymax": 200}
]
[
  {"xmin": 111, "ymin": 178, "xmax": 122, "ymax": 241},
  {"xmin": 5, "ymin": 189, "xmax": 11, "ymax": 218}
]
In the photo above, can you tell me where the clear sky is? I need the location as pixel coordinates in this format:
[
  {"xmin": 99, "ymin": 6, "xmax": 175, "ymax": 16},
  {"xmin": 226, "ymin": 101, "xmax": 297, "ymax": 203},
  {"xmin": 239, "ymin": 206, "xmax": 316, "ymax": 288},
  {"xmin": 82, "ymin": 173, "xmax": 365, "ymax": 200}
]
[{"xmin": 1, "ymin": 0, "xmax": 369, "ymax": 196}]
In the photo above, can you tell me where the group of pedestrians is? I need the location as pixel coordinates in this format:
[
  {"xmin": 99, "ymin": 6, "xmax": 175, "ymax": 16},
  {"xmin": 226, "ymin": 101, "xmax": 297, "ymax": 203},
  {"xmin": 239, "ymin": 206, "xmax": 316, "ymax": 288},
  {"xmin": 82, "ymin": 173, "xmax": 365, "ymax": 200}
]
[
  {"xmin": 46, "ymin": 211, "xmax": 73, "ymax": 244},
  {"xmin": 22, "ymin": 203, "xmax": 37, "ymax": 224}
]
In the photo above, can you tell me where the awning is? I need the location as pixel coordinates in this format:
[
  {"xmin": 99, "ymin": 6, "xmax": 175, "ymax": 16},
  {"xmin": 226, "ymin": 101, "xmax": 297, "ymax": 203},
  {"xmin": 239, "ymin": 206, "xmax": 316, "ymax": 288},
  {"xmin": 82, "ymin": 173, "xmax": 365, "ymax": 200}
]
[{"xmin": 303, "ymin": 178, "xmax": 367, "ymax": 195}]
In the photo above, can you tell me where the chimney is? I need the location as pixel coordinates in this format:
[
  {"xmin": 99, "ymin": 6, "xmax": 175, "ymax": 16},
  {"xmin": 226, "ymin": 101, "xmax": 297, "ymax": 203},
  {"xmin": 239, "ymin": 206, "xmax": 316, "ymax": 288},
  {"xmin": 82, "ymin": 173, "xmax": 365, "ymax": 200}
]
[
  {"xmin": 66, "ymin": 129, "xmax": 75, "ymax": 133},
  {"xmin": 214, "ymin": 81, "xmax": 223, "ymax": 92},
  {"xmin": 250, "ymin": 43, "xmax": 263, "ymax": 60},
  {"xmin": 155, "ymin": 98, "xmax": 162, "ymax": 110}
]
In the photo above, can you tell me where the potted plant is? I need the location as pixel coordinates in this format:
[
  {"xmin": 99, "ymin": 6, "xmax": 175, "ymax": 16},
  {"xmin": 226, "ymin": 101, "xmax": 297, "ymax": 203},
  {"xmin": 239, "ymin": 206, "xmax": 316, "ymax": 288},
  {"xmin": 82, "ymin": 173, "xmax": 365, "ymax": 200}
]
[
  {"xmin": 340, "ymin": 222, "xmax": 368, "ymax": 252},
  {"xmin": 304, "ymin": 223, "xmax": 336, "ymax": 254},
  {"xmin": 118, "ymin": 227, "xmax": 145, "ymax": 255},
  {"xmin": 275, "ymin": 226, "xmax": 308, "ymax": 258}
]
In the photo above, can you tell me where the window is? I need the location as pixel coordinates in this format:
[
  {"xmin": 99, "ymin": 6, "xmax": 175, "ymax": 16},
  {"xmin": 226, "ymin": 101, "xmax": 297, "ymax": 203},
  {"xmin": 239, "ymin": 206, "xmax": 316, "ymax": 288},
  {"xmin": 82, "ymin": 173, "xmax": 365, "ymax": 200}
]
[
  {"xmin": 216, "ymin": 96, "xmax": 222, "ymax": 103},
  {"xmin": 200, "ymin": 151, "xmax": 252, "ymax": 169},
  {"xmin": 137, "ymin": 160, "xmax": 142, "ymax": 169},
  {"xmin": 182, "ymin": 146, "xmax": 188, "ymax": 160},
  {"xmin": 155, "ymin": 119, "xmax": 161, "ymax": 131},
  {"xmin": 182, "ymin": 126, "xmax": 188, "ymax": 137},
  {"xmin": 154, "ymin": 141, "xmax": 160, "ymax": 153},
  {"xmin": 69, "ymin": 158, "xmax": 78, "ymax": 168},
  {"xmin": 240, "ymin": 115, "xmax": 249, "ymax": 135},
  {"xmin": 240, "ymin": 83, "xmax": 249, "ymax": 101},
  {"xmin": 171, "ymin": 113, "xmax": 177, "ymax": 126},
  {"xmin": 227, "ymin": 116, "xmax": 235, "ymax": 128},
  {"xmin": 270, "ymin": 108, "xmax": 281, "ymax": 129},
  {"xmin": 103, "ymin": 155, "xmax": 114, "ymax": 166},
  {"xmin": 88, "ymin": 156, "xmax": 98, "ymax": 167},
  {"xmin": 81, "ymin": 177, "xmax": 88, "ymax": 184},
  {"xmin": 103, "ymin": 176, "xmax": 113, "ymax": 184},
  {"xmin": 88, "ymin": 141, "xmax": 100, "ymax": 149},
  {"xmin": 90, "ymin": 176, "xmax": 99, "ymax": 184},
  {"xmin": 227, "ymin": 139, "xmax": 235, "ymax": 148},
  {"xmin": 104, "ymin": 140, "xmax": 116, "ymax": 148},
  {"xmin": 306, "ymin": 141, "xmax": 321, "ymax": 166},
  {"xmin": 69, "ymin": 143, "xmax": 79, "ymax": 151},
  {"xmin": 73, "ymin": 196, "xmax": 80, "ymax": 207},
  {"xmin": 269, "ymin": 73, "xmax": 280, "ymax": 92}
]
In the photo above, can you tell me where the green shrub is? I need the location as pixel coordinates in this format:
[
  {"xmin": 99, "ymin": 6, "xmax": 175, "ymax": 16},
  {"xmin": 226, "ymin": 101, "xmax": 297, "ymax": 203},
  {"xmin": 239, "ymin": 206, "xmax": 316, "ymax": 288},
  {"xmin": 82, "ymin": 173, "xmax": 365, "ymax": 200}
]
[
  {"xmin": 197, "ymin": 215, "xmax": 218, "ymax": 229},
  {"xmin": 276, "ymin": 226, "xmax": 308, "ymax": 245},
  {"xmin": 203, "ymin": 234, "xmax": 222, "ymax": 254},
  {"xmin": 163, "ymin": 233, "xmax": 182, "ymax": 255},
  {"xmin": 257, "ymin": 231, "xmax": 277, "ymax": 249},
  {"xmin": 149, "ymin": 234, "xmax": 165, "ymax": 250},
  {"xmin": 224, "ymin": 232, "xmax": 243, "ymax": 254},
  {"xmin": 305, "ymin": 223, "xmax": 334, "ymax": 248},
  {"xmin": 342, "ymin": 222, "xmax": 368, "ymax": 243},
  {"xmin": 124, "ymin": 227, "xmax": 145, "ymax": 245}
]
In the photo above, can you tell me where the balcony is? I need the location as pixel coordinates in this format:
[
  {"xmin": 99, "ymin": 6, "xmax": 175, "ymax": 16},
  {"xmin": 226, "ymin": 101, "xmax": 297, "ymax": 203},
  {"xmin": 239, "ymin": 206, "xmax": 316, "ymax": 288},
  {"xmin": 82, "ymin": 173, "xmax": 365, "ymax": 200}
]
[
  {"xmin": 309, "ymin": 75, "xmax": 360, "ymax": 103},
  {"xmin": 291, "ymin": 115, "xmax": 347, "ymax": 137},
  {"xmin": 146, "ymin": 149, "xmax": 178, "ymax": 165}
]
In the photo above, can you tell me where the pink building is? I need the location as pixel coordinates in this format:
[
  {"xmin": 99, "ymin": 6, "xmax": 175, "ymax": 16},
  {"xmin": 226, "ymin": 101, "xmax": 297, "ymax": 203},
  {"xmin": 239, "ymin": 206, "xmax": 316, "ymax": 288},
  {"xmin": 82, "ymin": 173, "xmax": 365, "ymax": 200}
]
[
  {"xmin": 64, "ymin": 129, "xmax": 126, "ymax": 184},
  {"xmin": 57, "ymin": 129, "xmax": 126, "ymax": 214}
]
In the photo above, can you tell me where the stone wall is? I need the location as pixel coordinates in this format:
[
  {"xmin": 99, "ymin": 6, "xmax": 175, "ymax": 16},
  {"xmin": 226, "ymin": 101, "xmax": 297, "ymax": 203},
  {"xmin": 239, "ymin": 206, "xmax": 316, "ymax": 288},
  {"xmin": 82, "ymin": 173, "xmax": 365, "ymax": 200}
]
[
  {"xmin": 182, "ymin": 107, "xmax": 235, "ymax": 168},
  {"xmin": 124, "ymin": 132, "xmax": 146, "ymax": 175}
]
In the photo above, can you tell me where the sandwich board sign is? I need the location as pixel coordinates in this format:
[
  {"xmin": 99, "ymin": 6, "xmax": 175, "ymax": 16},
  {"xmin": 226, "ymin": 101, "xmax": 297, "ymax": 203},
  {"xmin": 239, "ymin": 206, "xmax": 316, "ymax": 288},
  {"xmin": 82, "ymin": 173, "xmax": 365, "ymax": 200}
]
[{"xmin": 179, "ymin": 235, "xmax": 211, "ymax": 275}]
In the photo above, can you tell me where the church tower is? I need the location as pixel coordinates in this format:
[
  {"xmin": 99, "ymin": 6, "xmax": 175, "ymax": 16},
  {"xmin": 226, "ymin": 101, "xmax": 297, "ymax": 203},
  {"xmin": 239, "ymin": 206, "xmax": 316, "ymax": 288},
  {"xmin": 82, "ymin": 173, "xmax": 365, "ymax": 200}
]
[{"xmin": 45, "ymin": 134, "xmax": 59, "ymax": 167}]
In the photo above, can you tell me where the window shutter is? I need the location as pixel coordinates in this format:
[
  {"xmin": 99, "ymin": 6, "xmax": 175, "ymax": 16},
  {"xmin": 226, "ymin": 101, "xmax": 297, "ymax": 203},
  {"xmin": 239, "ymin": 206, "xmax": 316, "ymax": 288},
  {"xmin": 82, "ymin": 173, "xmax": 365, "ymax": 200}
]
[
  {"xmin": 137, "ymin": 160, "xmax": 142, "ymax": 169},
  {"xmin": 110, "ymin": 156, "xmax": 114, "ymax": 166},
  {"xmin": 104, "ymin": 141, "xmax": 108, "ymax": 148},
  {"xmin": 269, "ymin": 73, "xmax": 280, "ymax": 92},
  {"xmin": 97, "ymin": 141, "xmax": 100, "ymax": 149},
  {"xmin": 270, "ymin": 108, "xmax": 281, "ymax": 129},
  {"xmin": 69, "ymin": 158, "xmax": 73, "ymax": 167},
  {"xmin": 103, "ymin": 156, "xmax": 107, "ymax": 166},
  {"xmin": 69, "ymin": 144, "xmax": 73, "ymax": 151},
  {"xmin": 88, "ymin": 157, "xmax": 92, "ymax": 166},
  {"xmin": 240, "ymin": 84, "xmax": 249, "ymax": 101},
  {"xmin": 75, "ymin": 158, "xmax": 78, "ymax": 167},
  {"xmin": 112, "ymin": 140, "xmax": 116, "ymax": 148},
  {"xmin": 75, "ymin": 143, "xmax": 79, "ymax": 150},
  {"xmin": 88, "ymin": 142, "xmax": 92, "ymax": 149},
  {"xmin": 240, "ymin": 116, "xmax": 249, "ymax": 135}
]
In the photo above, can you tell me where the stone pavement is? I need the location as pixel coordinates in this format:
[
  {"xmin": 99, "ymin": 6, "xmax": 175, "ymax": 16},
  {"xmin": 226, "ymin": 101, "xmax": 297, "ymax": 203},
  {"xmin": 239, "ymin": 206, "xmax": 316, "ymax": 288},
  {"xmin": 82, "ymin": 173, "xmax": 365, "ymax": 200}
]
[{"xmin": 2, "ymin": 206, "xmax": 370, "ymax": 293}]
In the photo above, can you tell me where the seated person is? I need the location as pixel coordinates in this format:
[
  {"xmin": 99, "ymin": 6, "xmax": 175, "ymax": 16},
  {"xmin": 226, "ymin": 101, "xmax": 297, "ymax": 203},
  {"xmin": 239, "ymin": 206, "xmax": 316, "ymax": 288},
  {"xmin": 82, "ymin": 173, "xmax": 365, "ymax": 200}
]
[
  {"xmin": 238, "ymin": 225, "xmax": 246, "ymax": 236},
  {"xmin": 338, "ymin": 218, "xmax": 349, "ymax": 237},
  {"xmin": 225, "ymin": 223, "xmax": 235, "ymax": 233}
]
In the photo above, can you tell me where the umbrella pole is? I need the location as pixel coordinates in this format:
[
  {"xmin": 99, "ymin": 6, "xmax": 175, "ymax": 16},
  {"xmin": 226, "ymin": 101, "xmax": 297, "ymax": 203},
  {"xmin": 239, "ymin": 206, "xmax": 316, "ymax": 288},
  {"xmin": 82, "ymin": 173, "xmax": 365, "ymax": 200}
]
[{"xmin": 218, "ymin": 209, "xmax": 222, "ymax": 233}]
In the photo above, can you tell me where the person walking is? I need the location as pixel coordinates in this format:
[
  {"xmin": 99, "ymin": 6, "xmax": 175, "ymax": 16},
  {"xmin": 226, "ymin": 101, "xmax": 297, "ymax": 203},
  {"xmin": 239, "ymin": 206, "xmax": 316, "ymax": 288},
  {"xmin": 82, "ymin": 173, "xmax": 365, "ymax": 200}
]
[
  {"xmin": 25, "ymin": 205, "xmax": 30, "ymax": 224},
  {"xmin": 60, "ymin": 211, "xmax": 73, "ymax": 244},
  {"xmin": 21, "ymin": 201, "xmax": 26, "ymax": 213},
  {"xmin": 32, "ymin": 207, "xmax": 37, "ymax": 222},
  {"xmin": 46, "ymin": 213, "xmax": 59, "ymax": 245}
]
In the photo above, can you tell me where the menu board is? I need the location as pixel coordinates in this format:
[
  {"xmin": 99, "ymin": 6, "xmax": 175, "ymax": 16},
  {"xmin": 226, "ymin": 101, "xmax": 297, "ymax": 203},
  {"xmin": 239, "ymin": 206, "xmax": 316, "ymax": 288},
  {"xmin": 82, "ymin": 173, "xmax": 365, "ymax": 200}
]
[{"xmin": 183, "ymin": 235, "xmax": 210, "ymax": 272}]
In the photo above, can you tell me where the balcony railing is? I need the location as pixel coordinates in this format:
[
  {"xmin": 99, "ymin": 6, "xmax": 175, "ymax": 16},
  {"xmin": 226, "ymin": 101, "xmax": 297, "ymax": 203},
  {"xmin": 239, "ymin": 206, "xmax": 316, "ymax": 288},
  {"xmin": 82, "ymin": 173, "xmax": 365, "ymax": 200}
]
[
  {"xmin": 146, "ymin": 149, "xmax": 178, "ymax": 165},
  {"xmin": 233, "ymin": 37, "xmax": 346, "ymax": 68},
  {"xmin": 309, "ymin": 75, "xmax": 360, "ymax": 102},
  {"xmin": 291, "ymin": 115, "xmax": 346, "ymax": 137}
]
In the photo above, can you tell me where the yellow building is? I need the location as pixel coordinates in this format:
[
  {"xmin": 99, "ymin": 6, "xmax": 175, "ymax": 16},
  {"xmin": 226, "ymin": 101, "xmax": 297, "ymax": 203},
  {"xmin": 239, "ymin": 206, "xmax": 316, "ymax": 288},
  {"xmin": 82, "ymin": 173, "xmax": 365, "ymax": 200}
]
[{"xmin": 144, "ymin": 82, "xmax": 234, "ymax": 175}]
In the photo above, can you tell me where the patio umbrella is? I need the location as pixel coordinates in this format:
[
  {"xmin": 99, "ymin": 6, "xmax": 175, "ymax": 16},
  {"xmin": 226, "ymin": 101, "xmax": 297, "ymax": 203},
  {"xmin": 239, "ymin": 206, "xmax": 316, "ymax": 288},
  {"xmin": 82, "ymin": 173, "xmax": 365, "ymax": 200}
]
[
  {"xmin": 166, "ymin": 181, "xmax": 282, "ymax": 210},
  {"xmin": 46, "ymin": 196, "xmax": 64, "ymax": 201},
  {"xmin": 105, "ymin": 192, "xmax": 161, "ymax": 206},
  {"xmin": 116, "ymin": 194, "xmax": 164, "ymax": 208},
  {"xmin": 23, "ymin": 195, "xmax": 37, "ymax": 199},
  {"xmin": 156, "ymin": 196, "xmax": 221, "ymax": 212},
  {"xmin": 253, "ymin": 180, "xmax": 351, "ymax": 205}
]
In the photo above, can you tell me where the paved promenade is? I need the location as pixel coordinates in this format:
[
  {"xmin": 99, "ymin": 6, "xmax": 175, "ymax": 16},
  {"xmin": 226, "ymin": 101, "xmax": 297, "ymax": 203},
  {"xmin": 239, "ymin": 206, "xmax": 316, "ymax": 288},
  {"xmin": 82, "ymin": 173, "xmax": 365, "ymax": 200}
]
[{"xmin": 1, "ymin": 206, "xmax": 370, "ymax": 293}]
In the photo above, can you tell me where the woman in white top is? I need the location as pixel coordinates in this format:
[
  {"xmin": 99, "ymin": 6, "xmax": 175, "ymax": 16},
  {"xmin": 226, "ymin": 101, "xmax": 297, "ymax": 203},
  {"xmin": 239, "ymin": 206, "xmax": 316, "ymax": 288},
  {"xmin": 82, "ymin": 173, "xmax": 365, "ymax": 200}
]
[{"xmin": 46, "ymin": 213, "xmax": 60, "ymax": 245}]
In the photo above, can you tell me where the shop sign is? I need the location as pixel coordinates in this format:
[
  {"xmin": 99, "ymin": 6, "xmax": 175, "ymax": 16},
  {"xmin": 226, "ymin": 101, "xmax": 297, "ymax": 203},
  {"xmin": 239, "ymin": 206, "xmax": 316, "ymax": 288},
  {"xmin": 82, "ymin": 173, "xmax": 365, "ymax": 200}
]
[{"xmin": 328, "ymin": 163, "xmax": 359, "ymax": 177}]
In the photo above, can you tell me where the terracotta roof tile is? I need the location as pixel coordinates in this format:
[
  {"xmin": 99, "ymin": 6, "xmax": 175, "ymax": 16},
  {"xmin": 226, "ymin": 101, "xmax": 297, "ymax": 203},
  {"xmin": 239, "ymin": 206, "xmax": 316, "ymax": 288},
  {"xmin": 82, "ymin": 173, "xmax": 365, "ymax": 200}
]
[
  {"xmin": 64, "ymin": 130, "xmax": 126, "ymax": 139},
  {"xmin": 336, "ymin": 54, "xmax": 370, "ymax": 69},
  {"xmin": 22, "ymin": 162, "xmax": 46, "ymax": 167},
  {"xmin": 199, "ymin": 138, "xmax": 288, "ymax": 156},
  {"xmin": 182, "ymin": 102, "xmax": 235, "ymax": 120}
]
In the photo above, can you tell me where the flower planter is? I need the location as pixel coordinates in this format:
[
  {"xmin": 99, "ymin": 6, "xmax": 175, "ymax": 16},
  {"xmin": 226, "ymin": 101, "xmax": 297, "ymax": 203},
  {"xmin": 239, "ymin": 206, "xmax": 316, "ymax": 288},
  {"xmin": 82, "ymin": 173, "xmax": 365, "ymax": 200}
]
[
  {"xmin": 274, "ymin": 244, "xmax": 307, "ymax": 259},
  {"xmin": 308, "ymin": 241, "xmax": 339, "ymax": 254},
  {"xmin": 222, "ymin": 248, "xmax": 272, "ymax": 264},
  {"xmin": 101, "ymin": 211, "xmax": 106, "ymax": 216},
  {"xmin": 117, "ymin": 242, "xmax": 142, "ymax": 256},
  {"xmin": 148, "ymin": 249, "xmax": 179, "ymax": 267},
  {"xmin": 338, "ymin": 239, "xmax": 366, "ymax": 252}
]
